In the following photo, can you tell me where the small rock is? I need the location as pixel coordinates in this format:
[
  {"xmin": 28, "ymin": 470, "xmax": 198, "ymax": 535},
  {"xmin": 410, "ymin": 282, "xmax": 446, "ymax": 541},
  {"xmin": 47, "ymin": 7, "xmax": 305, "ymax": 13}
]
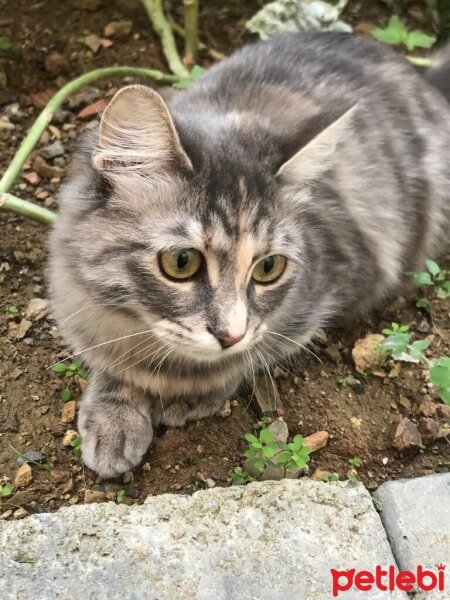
[
  {"xmin": 104, "ymin": 20, "xmax": 133, "ymax": 37},
  {"xmin": 44, "ymin": 51, "xmax": 65, "ymax": 75},
  {"xmin": 13, "ymin": 508, "xmax": 28, "ymax": 519},
  {"xmin": 33, "ymin": 155, "xmax": 64, "ymax": 180},
  {"xmin": 437, "ymin": 426, "xmax": 450, "ymax": 439},
  {"xmin": 83, "ymin": 34, "xmax": 102, "ymax": 54},
  {"xmin": 347, "ymin": 376, "xmax": 364, "ymax": 394},
  {"xmin": 51, "ymin": 470, "xmax": 70, "ymax": 484},
  {"xmin": 62, "ymin": 430, "xmax": 79, "ymax": 447},
  {"xmin": 415, "ymin": 400, "xmax": 437, "ymax": 418},
  {"xmin": 419, "ymin": 418, "xmax": 439, "ymax": 445},
  {"xmin": 142, "ymin": 462, "xmax": 151, "ymax": 472},
  {"xmin": 311, "ymin": 468, "xmax": 335, "ymax": 481},
  {"xmin": 0, "ymin": 510, "xmax": 13, "ymax": 520},
  {"xmin": 206, "ymin": 478, "xmax": 216, "ymax": 488},
  {"xmin": 8, "ymin": 367, "xmax": 25, "ymax": 381},
  {"xmin": 387, "ymin": 296, "xmax": 406, "ymax": 313},
  {"xmin": 8, "ymin": 318, "xmax": 32, "ymax": 340},
  {"xmin": 381, "ymin": 456, "xmax": 389, "ymax": 465},
  {"xmin": 218, "ymin": 399, "xmax": 231, "ymax": 417},
  {"xmin": 8, "ymin": 491, "xmax": 34, "ymax": 506},
  {"xmin": 398, "ymin": 396, "xmax": 411, "ymax": 411},
  {"xmin": 391, "ymin": 417, "xmax": 422, "ymax": 454},
  {"xmin": 303, "ymin": 430, "xmax": 329, "ymax": 453},
  {"xmin": 25, "ymin": 297, "xmax": 50, "ymax": 321},
  {"xmin": 61, "ymin": 400, "xmax": 76, "ymax": 424},
  {"xmin": 273, "ymin": 366, "xmax": 285, "ymax": 378},
  {"xmin": 16, "ymin": 451, "xmax": 45, "ymax": 466},
  {"xmin": 352, "ymin": 333, "xmax": 384, "ymax": 373},
  {"xmin": 30, "ymin": 87, "xmax": 58, "ymax": 110},
  {"xmin": 323, "ymin": 344, "xmax": 341, "ymax": 363},
  {"xmin": 84, "ymin": 490, "xmax": 107, "ymax": 504},
  {"xmin": 437, "ymin": 404, "xmax": 450, "ymax": 423},
  {"xmin": 14, "ymin": 464, "xmax": 33, "ymax": 488},
  {"xmin": 77, "ymin": 98, "xmax": 108, "ymax": 120},
  {"xmin": 23, "ymin": 171, "xmax": 41, "ymax": 186},
  {"xmin": 0, "ymin": 116, "xmax": 15, "ymax": 130},
  {"xmin": 122, "ymin": 471, "xmax": 133, "ymax": 484},
  {"xmin": 268, "ymin": 420, "xmax": 289, "ymax": 444},
  {"xmin": 41, "ymin": 140, "xmax": 65, "ymax": 160},
  {"xmin": 417, "ymin": 319, "xmax": 430, "ymax": 334},
  {"xmin": 3, "ymin": 102, "xmax": 26, "ymax": 123},
  {"xmin": 350, "ymin": 417, "xmax": 362, "ymax": 429}
]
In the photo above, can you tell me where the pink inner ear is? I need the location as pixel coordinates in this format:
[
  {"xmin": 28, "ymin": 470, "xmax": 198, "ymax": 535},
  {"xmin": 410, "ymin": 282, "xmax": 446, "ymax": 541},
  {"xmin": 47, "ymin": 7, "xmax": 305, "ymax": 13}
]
[{"xmin": 93, "ymin": 85, "xmax": 192, "ymax": 174}]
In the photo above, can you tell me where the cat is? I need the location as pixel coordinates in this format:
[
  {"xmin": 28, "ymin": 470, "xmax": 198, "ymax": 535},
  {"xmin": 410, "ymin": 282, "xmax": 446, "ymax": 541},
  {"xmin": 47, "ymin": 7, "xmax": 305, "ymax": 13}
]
[{"xmin": 49, "ymin": 32, "xmax": 450, "ymax": 478}]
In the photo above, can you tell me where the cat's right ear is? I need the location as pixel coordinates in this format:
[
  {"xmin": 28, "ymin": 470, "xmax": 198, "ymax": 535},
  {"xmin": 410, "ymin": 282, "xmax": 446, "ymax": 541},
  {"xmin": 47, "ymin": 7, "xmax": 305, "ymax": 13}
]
[{"xmin": 92, "ymin": 85, "xmax": 192, "ymax": 174}]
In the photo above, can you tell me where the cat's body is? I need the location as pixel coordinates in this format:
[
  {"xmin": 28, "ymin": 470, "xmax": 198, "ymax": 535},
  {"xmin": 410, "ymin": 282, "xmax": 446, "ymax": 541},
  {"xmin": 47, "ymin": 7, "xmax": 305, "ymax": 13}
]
[{"xmin": 49, "ymin": 33, "xmax": 450, "ymax": 477}]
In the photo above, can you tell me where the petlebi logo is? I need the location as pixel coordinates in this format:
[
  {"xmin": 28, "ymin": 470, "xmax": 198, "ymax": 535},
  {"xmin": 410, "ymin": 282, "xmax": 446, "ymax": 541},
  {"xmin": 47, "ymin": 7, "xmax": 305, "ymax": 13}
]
[{"xmin": 331, "ymin": 564, "xmax": 446, "ymax": 597}]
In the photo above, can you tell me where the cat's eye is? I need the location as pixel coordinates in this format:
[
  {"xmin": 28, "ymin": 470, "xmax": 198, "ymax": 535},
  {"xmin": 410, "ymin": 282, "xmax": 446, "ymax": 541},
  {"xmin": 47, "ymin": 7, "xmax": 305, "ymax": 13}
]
[
  {"xmin": 159, "ymin": 248, "xmax": 203, "ymax": 280},
  {"xmin": 252, "ymin": 255, "xmax": 287, "ymax": 283}
]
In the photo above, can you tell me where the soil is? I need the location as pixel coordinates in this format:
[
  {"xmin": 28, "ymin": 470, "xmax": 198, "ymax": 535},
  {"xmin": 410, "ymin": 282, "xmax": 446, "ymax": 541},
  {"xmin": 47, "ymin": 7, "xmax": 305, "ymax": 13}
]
[{"xmin": 0, "ymin": 0, "xmax": 448, "ymax": 517}]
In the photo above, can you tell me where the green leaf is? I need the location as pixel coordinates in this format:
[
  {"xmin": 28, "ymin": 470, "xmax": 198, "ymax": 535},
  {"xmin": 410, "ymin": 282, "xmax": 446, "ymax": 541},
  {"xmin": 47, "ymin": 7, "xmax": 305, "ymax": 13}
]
[
  {"xmin": 430, "ymin": 357, "xmax": 450, "ymax": 388},
  {"xmin": 252, "ymin": 457, "xmax": 266, "ymax": 472},
  {"xmin": 262, "ymin": 445, "xmax": 276, "ymax": 458},
  {"xmin": 276, "ymin": 451, "xmax": 291, "ymax": 465},
  {"xmin": 381, "ymin": 332, "xmax": 411, "ymax": 356},
  {"xmin": 425, "ymin": 259, "xmax": 440, "ymax": 277},
  {"xmin": 61, "ymin": 388, "xmax": 72, "ymax": 402},
  {"xmin": 409, "ymin": 339, "xmax": 430, "ymax": 360},
  {"xmin": 292, "ymin": 434, "xmax": 304, "ymax": 451},
  {"xmin": 438, "ymin": 388, "xmax": 450, "ymax": 405},
  {"xmin": 0, "ymin": 36, "xmax": 11, "ymax": 50},
  {"xmin": 406, "ymin": 30, "xmax": 436, "ymax": 51},
  {"xmin": 52, "ymin": 363, "xmax": 67, "ymax": 373},
  {"xmin": 416, "ymin": 298, "xmax": 430, "ymax": 308},
  {"xmin": 372, "ymin": 16, "xmax": 407, "ymax": 45},
  {"xmin": 259, "ymin": 428, "xmax": 274, "ymax": 444},
  {"xmin": 244, "ymin": 433, "xmax": 258, "ymax": 444},
  {"xmin": 243, "ymin": 448, "xmax": 257, "ymax": 458},
  {"xmin": 69, "ymin": 361, "xmax": 79, "ymax": 371},
  {"xmin": 0, "ymin": 485, "xmax": 12, "ymax": 497},
  {"xmin": 437, "ymin": 281, "xmax": 450, "ymax": 298},
  {"xmin": 7, "ymin": 305, "xmax": 18, "ymax": 315},
  {"xmin": 413, "ymin": 271, "xmax": 433, "ymax": 286}
]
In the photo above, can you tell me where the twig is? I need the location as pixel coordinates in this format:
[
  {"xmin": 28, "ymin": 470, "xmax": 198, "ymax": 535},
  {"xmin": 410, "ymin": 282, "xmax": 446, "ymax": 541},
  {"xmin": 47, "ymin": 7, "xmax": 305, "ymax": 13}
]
[
  {"xmin": 140, "ymin": 0, "xmax": 190, "ymax": 79},
  {"xmin": 0, "ymin": 66, "xmax": 178, "ymax": 225},
  {"xmin": 183, "ymin": 0, "xmax": 199, "ymax": 68},
  {"xmin": 167, "ymin": 13, "xmax": 224, "ymax": 61}
]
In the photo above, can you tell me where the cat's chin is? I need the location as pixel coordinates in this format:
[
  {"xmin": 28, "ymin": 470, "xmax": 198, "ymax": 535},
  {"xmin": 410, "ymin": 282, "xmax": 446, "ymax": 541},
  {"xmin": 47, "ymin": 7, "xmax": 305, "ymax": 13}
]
[{"xmin": 173, "ymin": 344, "xmax": 247, "ymax": 364}]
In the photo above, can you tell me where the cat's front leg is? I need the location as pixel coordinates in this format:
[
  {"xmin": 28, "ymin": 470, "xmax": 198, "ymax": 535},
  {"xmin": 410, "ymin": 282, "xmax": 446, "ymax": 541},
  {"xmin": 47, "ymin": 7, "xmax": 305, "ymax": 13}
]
[{"xmin": 78, "ymin": 372, "xmax": 153, "ymax": 478}]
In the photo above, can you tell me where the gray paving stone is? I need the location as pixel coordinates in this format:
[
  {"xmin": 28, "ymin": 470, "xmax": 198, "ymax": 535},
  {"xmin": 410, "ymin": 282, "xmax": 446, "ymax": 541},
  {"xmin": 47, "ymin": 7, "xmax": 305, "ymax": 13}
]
[
  {"xmin": 0, "ymin": 479, "xmax": 406, "ymax": 600},
  {"xmin": 373, "ymin": 473, "xmax": 450, "ymax": 597}
]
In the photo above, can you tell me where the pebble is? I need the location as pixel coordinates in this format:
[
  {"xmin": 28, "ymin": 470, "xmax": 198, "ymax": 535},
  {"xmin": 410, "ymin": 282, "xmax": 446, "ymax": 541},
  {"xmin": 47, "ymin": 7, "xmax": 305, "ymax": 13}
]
[
  {"xmin": 14, "ymin": 464, "xmax": 33, "ymax": 488},
  {"xmin": 437, "ymin": 404, "xmax": 450, "ymax": 423},
  {"xmin": 33, "ymin": 155, "xmax": 64, "ymax": 180},
  {"xmin": 323, "ymin": 344, "xmax": 341, "ymax": 363},
  {"xmin": 25, "ymin": 297, "xmax": 50, "ymax": 321},
  {"xmin": 41, "ymin": 140, "xmax": 65, "ymax": 160},
  {"xmin": 23, "ymin": 171, "xmax": 41, "ymax": 185},
  {"xmin": 44, "ymin": 51, "xmax": 65, "ymax": 75},
  {"xmin": 391, "ymin": 417, "xmax": 422, "ymax": 455},
  {"xmin": 314, "ymin": 328, "xmax": 328, "ymax": 345},
  {"xmin": 68, "ymin": 86, "xmax": 100, "ymax": 110},
  {"xmin": 352, "ymin": 333, "xmax": 384, "ymax": 373},
  {"xmin": 62, "ymin": 430, "xmax": 79, "ymax": 447},
  {"xmin": 8, "ymin": 318, "xmax": 32, "ymax": 340},
  {"xmin": 3, "ymin": 102, "xmax": 26, "ymax": 123},
  {"xmin": 16, "ymin": 451, "xmax": 45, "ymax": 465},
  {"xmin": 218, "ymin": 399, "xmax": 231, "ymax": 417},
  {"xmin": 0, "ymin": 116, "xmax": 15, "ymax": 130},
  {"xmin": 417, "ymin": 319, "xmax": 431, "ymax": 334},
  {"xmin": 303, "ymin": 430, "xmax": 329, "ymax": 452},
  {"xmin": 13, "ymin": 508, "xmax": 28, "ymax": 519},
  {"xmin": 61, "ymin": 400, "xmax": 76, "ymax": 424},
  {"xmin": 347, "ymin": 376, "xmax": 364, "ymax": 394},
  {"xmin": 83, "ymin": 34, "xmax": 102, "ymax": 54},
  {"xmin": 206, "ymin": 478, "xmax": 216, "ymax": 488},
  {"xmin": 84, "ymin": 490, "xmax": 106, "ymax": 504},
  {"xmin": 104, "ymin": 20, "xmax": 133, "ymax": 37},
  {"xmin": 415, "ymin": 400, "xmax": 437, "ymax": 418},
  {"xmin": 419, "ymin": 418, "xmax": 439, "ymax": 445},
  {"xmin": 268, "ymin": 420, "xmax": 289, "ymax": 444},
  {"xmin": 0, "ymin": 510, "xmax": 13, "ymax": 520}
]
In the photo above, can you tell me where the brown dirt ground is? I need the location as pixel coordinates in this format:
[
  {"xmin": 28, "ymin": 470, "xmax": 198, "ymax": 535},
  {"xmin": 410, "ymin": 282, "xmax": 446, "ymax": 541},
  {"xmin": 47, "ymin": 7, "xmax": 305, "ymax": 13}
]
[{"xmin": 0, "ymin": 0, "xmax": 449, "ymax": 517}]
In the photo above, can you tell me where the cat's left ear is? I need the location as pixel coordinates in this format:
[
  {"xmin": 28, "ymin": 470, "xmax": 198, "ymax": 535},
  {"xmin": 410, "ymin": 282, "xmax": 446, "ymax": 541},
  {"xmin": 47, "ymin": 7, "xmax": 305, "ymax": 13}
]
[
  {"xmin": 92, "ymin": 85, "xmax": 192, "ymax": 173},
  {"xmin": 277, "ymin": 104, "xmax": 357, "ymax": 184}
]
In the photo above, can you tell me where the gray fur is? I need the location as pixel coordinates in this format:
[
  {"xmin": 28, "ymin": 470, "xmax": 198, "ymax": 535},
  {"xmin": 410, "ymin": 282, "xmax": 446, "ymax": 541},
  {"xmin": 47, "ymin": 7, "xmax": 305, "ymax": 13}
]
[{"xmin": 49, "ymin": 33, "xmax": 450, "ymax": 477}]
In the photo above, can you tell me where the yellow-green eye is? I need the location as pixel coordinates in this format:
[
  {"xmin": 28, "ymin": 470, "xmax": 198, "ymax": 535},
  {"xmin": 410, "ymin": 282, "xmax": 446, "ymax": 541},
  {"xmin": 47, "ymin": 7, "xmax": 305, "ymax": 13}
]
[
  {"xmin": 252, "ymin": 255, "xmax": 287, "ymax": 283},
  {"xmin": 160, "ymin": 249, "xmax": 203, "ymax": 280}
]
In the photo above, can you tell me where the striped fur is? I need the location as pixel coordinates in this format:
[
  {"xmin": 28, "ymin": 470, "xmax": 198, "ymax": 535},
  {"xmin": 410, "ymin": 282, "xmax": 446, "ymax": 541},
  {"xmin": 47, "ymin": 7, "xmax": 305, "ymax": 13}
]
[{"xmin": 49, "ymin": 33, "xmax": 450, "ymax": 477}]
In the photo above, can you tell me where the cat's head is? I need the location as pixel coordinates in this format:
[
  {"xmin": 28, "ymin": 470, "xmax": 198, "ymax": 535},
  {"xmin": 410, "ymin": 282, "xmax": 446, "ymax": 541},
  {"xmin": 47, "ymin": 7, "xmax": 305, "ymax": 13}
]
[{"xmin": 67, "ymin": 85, "xmax": 354, "ymax": 366}]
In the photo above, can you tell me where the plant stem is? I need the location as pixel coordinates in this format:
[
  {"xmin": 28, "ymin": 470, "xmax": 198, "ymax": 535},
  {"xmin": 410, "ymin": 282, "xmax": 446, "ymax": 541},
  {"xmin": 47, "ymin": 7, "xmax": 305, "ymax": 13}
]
[
  {"xmin": 183, "ymin": 0, "xmax": 199, "ymax": 68},
  {"xmin": 167, "ymin": 13, "xmax": 224, "ymax": 60},
  {"xmin": 407, "ymin": 56, "xmax": 432, "ymax": 68},
  {"xmin": 0, "ymin": 192, "xmax": 56, "ymax": 225},
  {"xmin": 0, "ymin": 66, "xmax": 178, "ymax": 225},
  {"xmin": 140, "ymin": 0, "xmax": 190, "ymax": 79}
]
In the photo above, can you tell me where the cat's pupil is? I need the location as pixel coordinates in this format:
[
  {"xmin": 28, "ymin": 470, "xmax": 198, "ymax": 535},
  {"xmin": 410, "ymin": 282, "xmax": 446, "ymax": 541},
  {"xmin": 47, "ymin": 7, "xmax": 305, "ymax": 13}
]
[
  {"xmin": 264, "ymin": 256, "xmax": 275, "ymax": 273},
  {"xmin": 177, "ymin": 251, "xmax": 189, "ymax": 270}
]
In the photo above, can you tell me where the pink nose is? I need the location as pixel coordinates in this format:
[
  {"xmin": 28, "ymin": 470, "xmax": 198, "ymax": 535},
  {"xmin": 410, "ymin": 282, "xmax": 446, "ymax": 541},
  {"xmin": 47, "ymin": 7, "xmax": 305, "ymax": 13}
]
[{"xmin": 208, "ymin": 327, "xmax": 245, "ymax": 348}]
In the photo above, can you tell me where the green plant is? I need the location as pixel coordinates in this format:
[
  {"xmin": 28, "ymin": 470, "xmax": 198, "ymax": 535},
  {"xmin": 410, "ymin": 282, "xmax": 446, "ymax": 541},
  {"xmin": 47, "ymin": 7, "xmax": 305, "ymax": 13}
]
[
  {"xmin": 243, "ymin": 427, "xmax": 311, "ymax": 475},
  {"xmin": 60, "ymin": 388, "xmax": 72, "ymax": 402},
  {"xmin": 380, "ymin": 322, "xmax": 412, "ymax": 357},
  {"xmin": 0, "ymin": 36, "xmax": 11, "ymax": 50},
  {"xmin": 52, "ymin": 359, "xmax": 88, "ymax": 380},
  {"xmin": 429, "ymin": 357, "xmax": 450, "ymax": 405},
  {"xmin": 116, "ymin": 489, "xmax": 126, "ymax": 504},
  {"xmin": 7, "ymin": 305, "xmax": 18, "ymax": 315},
  {"xmin": 70, "ymin": 436, "xmax": 82, "ymax": 452},
  {"xmin": 347, "ymin": 456, "xmax": 361, "ymax": 481},
  {"xmin": 229, "ymin": 466, "xmax": 254, "ymax": 485},
  {"xmin": 0, "ymin": 485, "xmax": 12, "ymax": 498},
  {"xmin": 320, "ymin": 471, "xmax": 340, "ymax": 482},
  {"xmin": 409, "ymin": 259, "xmax": 450, "ymax": 301},
  {"xmin": 372, "ymin": 15, "xmax": 436, "ymax": 51}
]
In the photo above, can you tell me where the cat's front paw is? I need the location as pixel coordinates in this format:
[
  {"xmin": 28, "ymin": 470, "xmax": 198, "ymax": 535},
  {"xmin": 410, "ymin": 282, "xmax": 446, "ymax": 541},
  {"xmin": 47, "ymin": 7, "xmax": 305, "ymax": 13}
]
[{"xmin": 78, "ymin": 392, "xmax": 153, "ymax": 478}]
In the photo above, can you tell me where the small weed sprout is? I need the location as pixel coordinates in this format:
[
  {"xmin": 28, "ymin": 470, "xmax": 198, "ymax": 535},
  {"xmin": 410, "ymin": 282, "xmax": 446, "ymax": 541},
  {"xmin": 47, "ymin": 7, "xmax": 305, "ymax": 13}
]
[
  {"xmin": 243, "ymin": 427, "xmax": 311, "ymax": 476},
  {"xmin": 52, "ymin": 359, "xmax": 88, "ymax": 380},
  {"xmin": 320, "ymin": 472, "xmax": 340, "ymax": 483},
  {"xmin": 409, "ymin": 259, "xmax": 450, "ymax": 305},
  {"xmin": 7, "ymin": 305, "xmax": 18, "ymax": 315},
  {"xmin": 229, "ymin": 466, "xmax": 254, "ymax": 485},
  {"xmin": 347, "ymin": 456, "xmax": 361, "ymax": 481},
  {"xmin": 429, "ymin": 357, "xmax": 450, "ymax": 406},
  {"xmin": 0, "ymin": 485, "xmax": 12, "ymax": 498},
  {"xmin": 372, "ymin": 16, "xmax": 436, "ymax": 51},
  {"xmin": 116, "ymin": 489, "xmax": 126, "ymax": 504},
  {"xmin": 70, "ymin": 436, "xmax": 82, "ymax": 452}
]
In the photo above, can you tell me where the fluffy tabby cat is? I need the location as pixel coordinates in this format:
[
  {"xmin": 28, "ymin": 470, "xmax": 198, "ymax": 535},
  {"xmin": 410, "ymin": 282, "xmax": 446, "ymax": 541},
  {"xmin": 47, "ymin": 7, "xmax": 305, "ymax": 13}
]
[{"xmin": 49, "ymin": 33, "xmax": 450, "ymax": 477}]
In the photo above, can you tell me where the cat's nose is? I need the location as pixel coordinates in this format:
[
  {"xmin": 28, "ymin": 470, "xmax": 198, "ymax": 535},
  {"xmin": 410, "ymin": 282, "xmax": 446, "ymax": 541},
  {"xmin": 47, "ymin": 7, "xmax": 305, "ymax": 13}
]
[{"xmin": 208, "ymin": 327, "xmax": 245, "ymax": 349}]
